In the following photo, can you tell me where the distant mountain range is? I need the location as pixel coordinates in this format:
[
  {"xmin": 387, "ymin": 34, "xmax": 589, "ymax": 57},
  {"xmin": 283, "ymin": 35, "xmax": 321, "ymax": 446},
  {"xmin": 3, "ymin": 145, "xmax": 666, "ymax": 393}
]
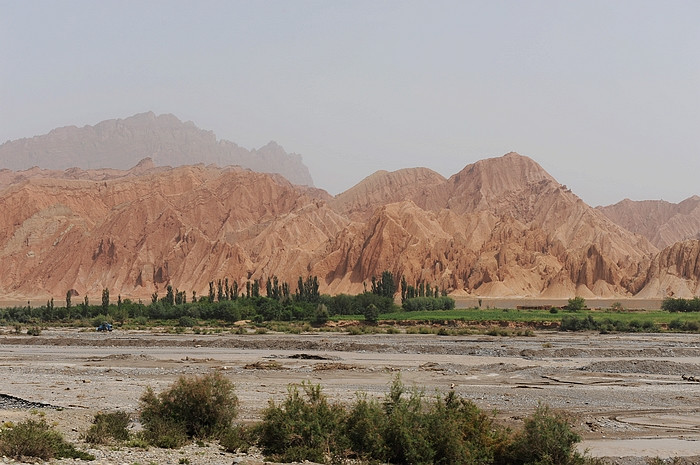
[
  {"xmin": 0, "ymin": 112, "xmax": 314, "ymax": 186},
  {"xmin": 1, "ymin": 142, "xmax": 699, "ymax": 301}
]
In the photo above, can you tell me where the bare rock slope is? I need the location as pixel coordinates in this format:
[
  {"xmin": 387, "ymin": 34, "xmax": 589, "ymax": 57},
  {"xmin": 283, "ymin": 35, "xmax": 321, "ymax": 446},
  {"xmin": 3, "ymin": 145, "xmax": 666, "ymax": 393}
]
[
  {"xmin": 1, "ymin": 152, "xmax": 698, "ymax": 301},
  {"xmin": 0, "ymin": 112, "xmax": 314, "ymax": 186},
  {"xmin": 598, "ymin": 196, "xmax": 700, "ymax": 249}
]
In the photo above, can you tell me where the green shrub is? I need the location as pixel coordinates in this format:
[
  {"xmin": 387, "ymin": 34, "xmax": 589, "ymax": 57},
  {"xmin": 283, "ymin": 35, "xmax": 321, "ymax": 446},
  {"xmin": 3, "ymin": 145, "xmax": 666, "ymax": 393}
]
[
  {"xmin": 140, "ymin": 416, "xmax": 188, "ymax": 449},
  {"xmin": 345, "ymin": 393, "xmax": 388, "ymax": 460},
  {"xmin": 218, "ymin": 424, "xmax": 257, "ymax": 453},
  {"xmin": 139, "ymin": 372, "xmax": 238, "ymax": 447},
  {"xmin": 313, "ymin": 304, "xmax": 329, "ymax": 325},
  {"xmin": 346, "ymin": 376, "xmax": 509, "ymax": 465},
  {"xmin": 684, "ymin": 321, "xmax": 700, "ymax": 331},
  {"xmin": 610, "ymin": 302, "xmax": 624, "ymax": 312},
  {"xmin": 0, "ymin": 418, "xmax": 94, "ymax": 461},
  {"xmin": 426, "ymin": 391, "xmax": 509, "ymax": 465},
  {"xmin": 381, "ymin": 377, "xmax": 433, "ymax": 464},
  {"xmin": 83, "ymin": 411, "xmax": 131, "ymax": 444},
  {"xmin": 363, "ymin": 303, "xmax": 380, "ymax": 324},
  {"xmin": 250, "ymin": 375, "xmax": 599, "ymax": 465},
  {"xmin": 26, "ymin": 326, "xmax": 41, "ymax": 336},
  {"xmin": 566, "ymin": 296, "xmax": 586, "ymax": 311},
  {"xmin": 662, "ymin": 297, "xmax": 700, "ymax": 312},
  {"xmin": 178, "ymin": 316, "xmax": 197, "ymax": 327},
  {"xmin": 347, "ymin": 325, "xmax": 362, "ymax": 335},
  {"xmin": 668, "ymin": 319, "xmax": 700, "ymax": 332},
  {"xmin": 257, "ymin": 382, "xmax": 348, "ymax": 463},
  {"xmin": 506, "ymin": 404, "xmax": 585, "ymax": 465},
  {"xmin": 402, "ymin": 296, "xmax": 456, "ymax": 311},
  {"xmin": 91, "ymin": 314, "xmax": 112, "ymax": 327},
  {"xmin": 560, "ymin": 315, "xmax": 597, "ymax": 331}
]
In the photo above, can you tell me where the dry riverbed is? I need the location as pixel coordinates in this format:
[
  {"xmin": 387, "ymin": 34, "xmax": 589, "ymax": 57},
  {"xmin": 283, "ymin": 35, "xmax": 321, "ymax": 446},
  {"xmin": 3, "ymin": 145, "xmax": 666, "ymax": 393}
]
[{"xmin": 1, "ymin": 328, "xmax": 700, "ymax": 464}]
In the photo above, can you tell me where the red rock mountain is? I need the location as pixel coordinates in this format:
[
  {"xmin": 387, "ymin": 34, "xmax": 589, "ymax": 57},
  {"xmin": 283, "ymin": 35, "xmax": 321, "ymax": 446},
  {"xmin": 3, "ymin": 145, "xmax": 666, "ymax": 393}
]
[
  {"xmin": 0, "ymin": 112, "xmax": 314, "ymax": 186},
  {"xmin": 598, "ymin": 197, "xmax": 700, "ymax": 249},
  {"xmin": 1, "ymin": 152, "xmax": 699, "ymax": 301}
]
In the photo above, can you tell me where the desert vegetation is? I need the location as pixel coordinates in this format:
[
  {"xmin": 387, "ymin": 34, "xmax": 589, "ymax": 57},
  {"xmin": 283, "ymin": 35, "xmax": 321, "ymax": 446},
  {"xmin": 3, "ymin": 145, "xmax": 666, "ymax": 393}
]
[
  {"xmin": 0, "ymin": 418, "xmax": 94, "ymax": 461},
  {"xmin": 2, "ymin": 372, "xmax": 607, "ymax": 464}
]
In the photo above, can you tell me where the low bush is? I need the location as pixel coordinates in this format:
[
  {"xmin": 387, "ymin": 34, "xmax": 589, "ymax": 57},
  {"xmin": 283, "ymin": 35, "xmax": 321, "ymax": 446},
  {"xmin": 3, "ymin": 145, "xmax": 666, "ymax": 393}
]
[
  {"xmin": 506, "ymin": 404, "xmax": 586, "ymax": 465},
  {"xmin": 662, "ymin": 297, "xmax": 700, "ymax": 312},
  {"xmin": 560, "ymin": 315, "xmax": 598, "ymax": 331},
  {"xmin": 218, "ymin": 424, "xmax": 257, "ymax": 453},
  {"xmin": 83, "ymin": 411, "xmax": 131, "ymax": 444},
  {"xmin": 254, "ymin": 376, "xmax": 594, "ymax": 465},
  {"xmin": 0, "ymin": 418, "xmax": 94, "ymax": 461},
  {"xmin": 668, "ymin": 319, "xmax": 700, "ymax": 332},
  {"xmin": 257, "ymin": 381, "xmax": 348, "ymax": 463},
  {"xmin": 178, "ymin": 316, "xmax": 197, "ymax": 327},
  {"xmin": 139, "ymin": 372, "xmax": 238, "ymax": 447},
  {"xmin": 26, "ymin": 326, "xmax": 41, "ymax": 336},
  {"xmin": 363, "ymin": 303, "xmax": 380, "ymax": 324},
  {"xmin": 402, "ymin": 296, "xmax": 456, "ymax": 312},
  {"xmin": 313, "ymin": 304, "xmax": 329, "ymax": 325},
  {"xmin": 566, "ymin": 296, "xmax": 586, "ymax": 311}
]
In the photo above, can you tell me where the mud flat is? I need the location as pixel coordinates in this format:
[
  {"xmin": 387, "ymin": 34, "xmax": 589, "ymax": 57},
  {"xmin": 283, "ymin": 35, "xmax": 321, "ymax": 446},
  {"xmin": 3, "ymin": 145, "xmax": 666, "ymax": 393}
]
[{"xmin": 1, "ymin": 328, "xmax": 699, "ymax": 463}]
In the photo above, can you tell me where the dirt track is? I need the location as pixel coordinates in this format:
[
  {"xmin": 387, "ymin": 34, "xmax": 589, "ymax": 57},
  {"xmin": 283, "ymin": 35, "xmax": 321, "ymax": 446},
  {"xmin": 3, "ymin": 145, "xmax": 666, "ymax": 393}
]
[{"xmin": 1, "ymin": 328, "xmax": 700, "ymax": 463}]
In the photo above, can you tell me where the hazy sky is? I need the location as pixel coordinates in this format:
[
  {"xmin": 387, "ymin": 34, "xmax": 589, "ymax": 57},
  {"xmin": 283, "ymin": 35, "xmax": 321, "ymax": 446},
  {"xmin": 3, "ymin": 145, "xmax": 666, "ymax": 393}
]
[{"xmin": 2, "ymin": 1, "xmax": 698, "ymax": 206}]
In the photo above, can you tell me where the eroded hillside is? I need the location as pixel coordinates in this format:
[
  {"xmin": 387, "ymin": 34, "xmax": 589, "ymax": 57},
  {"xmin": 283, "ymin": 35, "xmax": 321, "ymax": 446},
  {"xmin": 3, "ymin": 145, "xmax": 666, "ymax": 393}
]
[{"xmin": 1, "ymin": 153, "xmax": 699, "ymax": 301}]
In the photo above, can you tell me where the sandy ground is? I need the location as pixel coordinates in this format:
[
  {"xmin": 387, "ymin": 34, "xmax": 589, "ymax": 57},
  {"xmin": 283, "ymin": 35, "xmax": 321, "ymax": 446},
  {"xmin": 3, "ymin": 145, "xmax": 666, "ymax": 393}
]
[{"xmin": 1, "ymin": 327, "xmax": 700, "ymax": 464}]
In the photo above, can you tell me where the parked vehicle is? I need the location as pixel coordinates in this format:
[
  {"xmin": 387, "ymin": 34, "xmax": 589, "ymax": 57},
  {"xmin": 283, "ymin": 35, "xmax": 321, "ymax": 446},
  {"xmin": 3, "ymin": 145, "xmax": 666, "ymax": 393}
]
[{"xmin": 96, "ymin": 322, "xmax": 113, "ymax": 332}]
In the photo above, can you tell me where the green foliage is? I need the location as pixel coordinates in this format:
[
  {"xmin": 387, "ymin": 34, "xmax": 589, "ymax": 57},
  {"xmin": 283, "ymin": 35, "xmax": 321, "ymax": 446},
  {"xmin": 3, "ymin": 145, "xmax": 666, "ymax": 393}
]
[
  {"xmin": 668, "ymin": 318, "xmax": 700, "ymax": 332},
  {"xmin": 102, "ymin": 288, "xmax": 110, "ymax": 313},
  {"xmin": 610, "ymin": 301, "xmax": 624, "ymax": 311},
  {"xmin": 363, "ymin": 303, "xmax": 380, "ymax": 324},
  {"xmin": 139, "ymin": 415, "xmax": 188, "ymax": 449},
  {"xmin": 401, "ymin": 276, "xmax": 445, "ymax": 301},
  {"xmin": 139, "ymin": 372, "xmax": 238, "ymax": 447},
  {"xmin": 566, "ymin": 296, "xmax": 586, "ymax": 311},
  {"xmin": 560, "ymin": 315, "xmax": 598, "ymax": 331},
  {"xmin": 83, "ymin": 411, "xmax": 131, "ymax": 444},
  {"xmin": 257, "ymin": 382, "xmax": 349, "ymax": 463},
  {"xmin": 218, "ymin": 424, "xmax": 257, "ymax": 453},
  {"xmin": 254, "ymin": 376, "xmax": 589, "ymax": 465},
  {"xmin": 295, "ymin": 276, "xmax": 320, "ymax": 303},
  {"xmin": 662, "ymin": 297, "xmax": 700, "ymax": 312},
  {"xmin": 313, "ymin": 304, "xmax": 329, "ymax": 325},
  {"xmin": 178, "ymin": 316, "xmax": 197, "ymax": 327},
  {"xmin": 561, "ymin": 315, "xmax": 662, "ymax": 333},
  {"xmin": 0, "ymin": 418, "xmax": 94, "ymax": 461},
  {"xmin": 26, "ymin": 326, "xmax": 41, "ymax": 336},
  {"xmin": 371, "ymin": 270, "xmax": 397, "ymax": 298},
  {"xmin": 506, "ymin": 404, "xmax": 585, "ymax": 465},
  {"xmin": 426, "ymin": 391, "xmax": 509, "ymax": 465},
  {"xmin": 345, "ymin": 393, "xmax": 388, "ymax": 460},
  {"xmin": 402, "ymin": 296, "xmax": 456, "ymax": 311},
  {"xmin": 380, "ymin": 377, "xmax": 433, "ymax": 464}
]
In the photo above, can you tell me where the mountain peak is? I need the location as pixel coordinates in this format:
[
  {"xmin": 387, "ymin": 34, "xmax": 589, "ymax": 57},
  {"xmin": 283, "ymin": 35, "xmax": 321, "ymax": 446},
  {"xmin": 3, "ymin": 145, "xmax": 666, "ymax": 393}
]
[
  {"xmin": 444, "ymin": 153, "xmax": 555, "ymax": 213},
  {"xmin": 0, "ymin": 113, "xmax": 314, "ymax": 186}
]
